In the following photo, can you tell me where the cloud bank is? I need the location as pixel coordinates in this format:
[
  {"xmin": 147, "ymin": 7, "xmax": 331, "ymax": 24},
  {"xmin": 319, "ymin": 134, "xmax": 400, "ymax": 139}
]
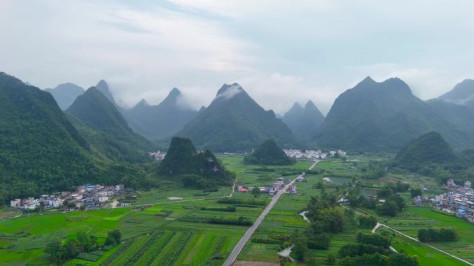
[{"xmin": 1, "ymin": 0, "xmax": 474, "ymax": 114}]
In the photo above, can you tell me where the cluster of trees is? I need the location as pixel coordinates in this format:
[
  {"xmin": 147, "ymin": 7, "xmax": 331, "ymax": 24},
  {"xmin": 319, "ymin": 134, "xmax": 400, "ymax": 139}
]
[
  {"xmin": 45, "ymin": 229, "xmax": 121, "ymax": 264},
  {"xmin": 418, "ymin": 228, "xmax": 457, "ymax": 242},
  {"xmin": 159, "ymin": 137, "xmax": 235, "ymax": 190},
  {"xmin": 243, "ymin": 139, "xmax": 295, "ymax": 166},
  {"xmin": 290, "ymin": 195, "xmax": 351, "ymax": 262},
  {"xmin": 306, "ymin": 196, "xmax": 346, "ymax": 234},
  {"xmin": 346, "ymin": 183, "xmax": 407, "ymax": 217},
  {"xmin": 338, "ymin": 233, "xmax": 419, "ymax": 266}
]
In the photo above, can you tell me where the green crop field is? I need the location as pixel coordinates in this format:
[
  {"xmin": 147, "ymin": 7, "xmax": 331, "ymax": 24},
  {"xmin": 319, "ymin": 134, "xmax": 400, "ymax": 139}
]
[{"xmin": 1, "ymin": 155, "xmax": 472, "ymax": 265}]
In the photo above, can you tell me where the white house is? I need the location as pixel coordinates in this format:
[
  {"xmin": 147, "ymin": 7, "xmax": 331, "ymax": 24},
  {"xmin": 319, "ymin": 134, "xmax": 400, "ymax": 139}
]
[{"xmin": 10, "ymin": 199, "xmax": 20, "ymax": 208}]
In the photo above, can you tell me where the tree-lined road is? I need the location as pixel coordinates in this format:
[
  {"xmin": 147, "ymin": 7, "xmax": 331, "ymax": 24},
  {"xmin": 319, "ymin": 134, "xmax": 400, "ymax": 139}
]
[{"xmin": 223, "ymin": 160, "xmax": 320, "ymax": 266}]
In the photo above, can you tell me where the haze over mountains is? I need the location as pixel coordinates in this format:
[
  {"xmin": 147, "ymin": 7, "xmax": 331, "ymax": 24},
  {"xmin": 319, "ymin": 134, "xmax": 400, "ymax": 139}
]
[
  {"xmin": 283, "ymin": 101, "xmax": 324, "ymax": 140},
  {"xmin": 44, "ymin": 83, "xmax": 85, "ymax": 110},
  {"xmin": 123, "ymin": 88, "xmax": 199, "ymax": 140},
  {"xmin": 176, "ymin": 83, "xmax": 295, "ymax": 152}
]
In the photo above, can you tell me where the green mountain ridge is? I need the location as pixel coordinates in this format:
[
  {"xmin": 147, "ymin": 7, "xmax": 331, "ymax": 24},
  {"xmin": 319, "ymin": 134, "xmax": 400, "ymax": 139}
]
[
  {"xmin": 67, "ymin": 87, "xmax": 153, "ymax": 163},
  {"xmin": 395, "ymin": 132, "xmax": 458, "ymax": 171},
  {"xmin": 0, "ymin": 72, "xmax": 97, "ymax": 202},
  {"xmin": 314, "ymin": 77, "xmax": 473, "ymax": 152},
  {"xmin": 158, "ymin": 137, "xmax": 234, "ymax": 188},
  {"xmin": 177, "ymin": 83, "xmax": 295, "ymax": 152},
  {"xmin": 244, "ymin": 139, "xmax": 294, "ymax": 165}
]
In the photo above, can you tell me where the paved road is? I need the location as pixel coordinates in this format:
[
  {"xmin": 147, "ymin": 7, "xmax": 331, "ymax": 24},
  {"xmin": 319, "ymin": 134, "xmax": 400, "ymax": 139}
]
[{"xmin": 223, "ymin": 160, "xmax": 320, "ymax": 266}]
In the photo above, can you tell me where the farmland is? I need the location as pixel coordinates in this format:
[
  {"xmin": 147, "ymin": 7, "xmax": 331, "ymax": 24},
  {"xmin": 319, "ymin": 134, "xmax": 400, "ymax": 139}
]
[
  {"xmin": 1, "ymin": 155, "xmax": 474, "ymax": 265},
  {"xmin": 0, "ymin": 156, "xmax": 312, "ymax": 265}
]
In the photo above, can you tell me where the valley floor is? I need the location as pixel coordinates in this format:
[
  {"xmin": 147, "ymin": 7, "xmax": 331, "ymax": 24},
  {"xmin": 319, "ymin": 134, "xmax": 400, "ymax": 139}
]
[{"xmin": 0, "ymin": 156, "xmax": 473, "ymax": 265}]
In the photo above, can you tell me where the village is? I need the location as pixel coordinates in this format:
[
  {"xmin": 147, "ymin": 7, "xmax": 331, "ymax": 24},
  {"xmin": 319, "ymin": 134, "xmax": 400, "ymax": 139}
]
[
  {"xmin": 283, "ymin": 149, "xmax": 346, "ymax": 160},
  {"xmin": 9, "ymin": 184, "xmax": 131, "ymax": 211},
  {"xmin": 414, "ymin": 179, "xmax": 474, "ymax": 224},
  {"xmin": 236, "ymin": 175, "xmax": 306, "ymax": 195}
]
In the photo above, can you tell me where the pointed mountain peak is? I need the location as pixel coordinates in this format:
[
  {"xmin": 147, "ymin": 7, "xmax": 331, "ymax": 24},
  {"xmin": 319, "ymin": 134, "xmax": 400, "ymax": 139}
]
[
  {"xmin": 359, "ymin": 76, "xmax": 376, "ymax": 85},
  {"xmin": 137, "ymin": 99, "xmax": 149, "ymax": 107},
  {"xmin": 160, "ymin": 88, "xmax": 182, "ymax": 106},
  {"xmin": 95, "ymin": 79, "xmax": 115, "ymax": 104},
  {"xmin": 289, "ymin": 102, "xmax": 304, "ymax": 111},
  {"xmin": 96, "ymin": 80, "xmax": 108, "ymax": 88},
  {"xmin": 216, "ymin": 83, "xmax": 244, "ymax": 99},
  {"xmin": 305, "ymin": 100, "xmax": 316, "ymax": 109},
  {"xmin": 439, "ymin": 79, "xmax": 474, "ymax": 104}
]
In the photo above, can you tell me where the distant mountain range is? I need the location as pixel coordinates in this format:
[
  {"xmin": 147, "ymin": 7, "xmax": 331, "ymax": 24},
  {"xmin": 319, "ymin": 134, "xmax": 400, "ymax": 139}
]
[
  {"xmin": 67, "ymin": 87, "xmax": 153, "ymax": 163},
  {"xmin": 45, "ymin": 83, "xmax": 85, "ymax": 110},
  {"xmin": 122, "ymin": 88, "xmax": 199, "ymax": 140},
  {"xmin": 177, "ymin": 83, "xmax": 295, "ymax": 152},
  {"xmin": 314, "ymin": 77, "xmax": 474, "ymax": 151},
  {"xmin": 283, "ymin": 101, "xmax": 324, "ymax": 140},
  {"xmin": 437, "ymin": 79, "xmax": 474, "ymax": 105}
]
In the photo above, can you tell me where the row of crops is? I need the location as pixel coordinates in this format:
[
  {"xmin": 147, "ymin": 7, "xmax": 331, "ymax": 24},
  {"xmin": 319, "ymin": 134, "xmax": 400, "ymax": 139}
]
[{"xmin": 102, "ymin": 230, "xmax": 234, "ymax": 266}]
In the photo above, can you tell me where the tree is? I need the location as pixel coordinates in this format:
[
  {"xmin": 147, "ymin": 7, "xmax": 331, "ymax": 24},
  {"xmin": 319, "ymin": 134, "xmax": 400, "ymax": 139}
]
[
  {"xmin": 45, "ymin": 241, "xmax": 63, "ymax": 264},
  {"xmin": 410, "ymin": 188, "xmax": 422, "ymax": 198},
  {"xmin": 251, "ymin": 187, "xmax": 261, "ymax": 198},
  {"xmin": 291, "ymin": 230, "xmax": 307, "ymax": 262},
  {"xmin": 105, "ymin": 229, "xmax": 122, "ymax": 246},
  {"xmin": 327, "ymin": 254, "xmax": 336, "ymax": 265},
  {"xmin": 64, "ymin": 240, "xmax": 79, "ymax": 259}
]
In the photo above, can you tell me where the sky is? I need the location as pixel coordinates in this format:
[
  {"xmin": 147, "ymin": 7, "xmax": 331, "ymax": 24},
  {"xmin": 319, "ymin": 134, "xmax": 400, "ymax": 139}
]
[{"xmin": 1, "ymin": 0, "xmax": 474, "ymax": 114}]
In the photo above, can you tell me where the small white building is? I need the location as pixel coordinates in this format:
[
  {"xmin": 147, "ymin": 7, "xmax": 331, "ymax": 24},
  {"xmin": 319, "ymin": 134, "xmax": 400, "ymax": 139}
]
[
  {"xmin": 98, "ymin": 196, "xmax": 109, "ymax": 203},
  {"xmin": 465, "ymin": 181, "xmax": 472, "ymax": 189},
  {"xmin": 10, "ymin": 199, "xmax": 20, "ymax": 208}
]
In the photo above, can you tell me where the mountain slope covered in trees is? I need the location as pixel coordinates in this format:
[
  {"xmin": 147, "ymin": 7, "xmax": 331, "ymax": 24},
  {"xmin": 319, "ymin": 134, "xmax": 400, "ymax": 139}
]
[
  {"xmin": 0, "ymin": 73, "xmax": 98, "ymax": 202},
  {"xmin": 244, "ymin": 139, "xmax": 294, "ymax": 165},
  {"xmin": 314, "ymin": 77, "xmax": 472, "ymax": 151},
  {"xmin": 177, "ymin": 83, "xmax": 295, "ymax": 152},
  {"xmin": 67, "ymin": 87, "xmax": 153, "ymax": 163},
  {"xmin": 158, "ymin": 137, "xmax": 234, "ymax": 188}
]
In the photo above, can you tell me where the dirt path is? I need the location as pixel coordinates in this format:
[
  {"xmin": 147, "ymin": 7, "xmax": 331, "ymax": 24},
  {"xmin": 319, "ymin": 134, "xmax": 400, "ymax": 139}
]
[{"xmin": 372, "ymin": 222, "xmax": 473, "ymax": 265}]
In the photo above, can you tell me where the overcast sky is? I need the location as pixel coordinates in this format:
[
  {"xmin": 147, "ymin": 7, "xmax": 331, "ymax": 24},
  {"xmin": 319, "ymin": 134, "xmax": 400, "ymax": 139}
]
[{"xmin": 1, "ymin": 0, "xmax": 474, "ymax": 114}]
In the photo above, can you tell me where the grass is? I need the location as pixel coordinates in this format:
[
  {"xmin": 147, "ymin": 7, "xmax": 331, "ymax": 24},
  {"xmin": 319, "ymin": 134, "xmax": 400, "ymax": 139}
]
[{"xmin": 1, "ymin": 155, "xmax": 472, "ymax": 265}]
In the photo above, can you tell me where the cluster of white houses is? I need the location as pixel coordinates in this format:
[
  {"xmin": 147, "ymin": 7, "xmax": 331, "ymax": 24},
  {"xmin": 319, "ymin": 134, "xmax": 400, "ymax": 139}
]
[
  {"xmin": 149, "ymin": 150, "xmax": 166, "ymax": 161},
  {"xmin": 283, "ymin": 149, "xmax": 346, "ymax": 160},
  {"xmin": 237, "ymin": 175, "xmax": 306, "ymax": 195},
  {"xmin": 430, "ymin": 179, "xmax": 474, "ymax": 223},
  {"xmin": 10, "ymin": 184, "xmax": 127, "ymax": 211}
]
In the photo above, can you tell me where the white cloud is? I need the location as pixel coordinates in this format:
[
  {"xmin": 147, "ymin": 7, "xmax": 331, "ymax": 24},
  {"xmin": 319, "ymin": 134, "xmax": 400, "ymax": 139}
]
[{"xmin": 1, "ymin": 0, "xmax": 474, "ymax": 113}]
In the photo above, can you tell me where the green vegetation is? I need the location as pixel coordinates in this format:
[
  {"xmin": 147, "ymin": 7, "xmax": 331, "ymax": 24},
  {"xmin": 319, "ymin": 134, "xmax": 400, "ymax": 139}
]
[
  {"xmin": 0, "ymin": 72, "xmax": 96, "ymax": 203},
  {"xmin": 158, "ymin": 137, "xmax": 235, "ymax": 189},
  {"xmin": 1, "ymin": 154, "xmax": 473, "ymax": 265},
  {"xmin": 314, "ymin": 77, "xmax": 474, "ymax": 151},
  {"xmin": 418, "ymin": 228, "xmax": 457, "ymax": 242},
  {"xmin": 67, "ymin": 86, "xmax": 153, "ymax": 163},
  {"xmin": 394, "ymin": 132, "xmax": 459, "ymax": 172},
  {"xmin": 177, "ymin": 83, "xmax": 295, "ymax": 152},
  {"xmin": 244, "ymin": 139, "xmax": 295, "ymax": 165}
]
